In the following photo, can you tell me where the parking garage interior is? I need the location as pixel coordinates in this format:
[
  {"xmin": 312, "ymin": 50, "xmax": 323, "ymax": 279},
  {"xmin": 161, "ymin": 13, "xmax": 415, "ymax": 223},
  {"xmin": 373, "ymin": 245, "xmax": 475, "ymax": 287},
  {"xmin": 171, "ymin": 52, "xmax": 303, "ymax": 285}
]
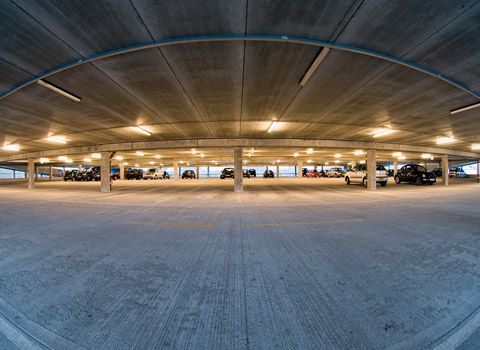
[{"xmin": 1, "ymin": 1, "xmax": 480, "ymax": 349}]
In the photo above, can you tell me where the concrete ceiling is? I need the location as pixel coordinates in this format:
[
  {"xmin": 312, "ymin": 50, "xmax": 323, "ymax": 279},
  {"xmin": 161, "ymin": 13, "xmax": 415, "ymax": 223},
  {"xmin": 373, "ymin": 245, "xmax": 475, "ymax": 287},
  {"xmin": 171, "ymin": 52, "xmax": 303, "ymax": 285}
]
[{"xmin": 1, "ymin": 0, "xmax": 480, "ymax": 161}]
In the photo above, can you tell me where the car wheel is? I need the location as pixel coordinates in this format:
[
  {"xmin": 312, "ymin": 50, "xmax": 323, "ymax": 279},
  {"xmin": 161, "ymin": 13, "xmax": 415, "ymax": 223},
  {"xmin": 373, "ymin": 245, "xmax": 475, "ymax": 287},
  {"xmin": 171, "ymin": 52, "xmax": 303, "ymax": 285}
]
[
  {"xmin": 362, "ymin": 177, "xmax": 366, "ymax": 187},
  {"xmin": 394, "ymin": 176, "xmax": 401, "ymax": 184},
  {"xmin": 428, "ymin": 182, "xmax": 434, "ymax": 185},
  {"xmin": 345, "ymin": 177, "xmax": 350, "ymax": 185},
  {"xmin": 415, "ymin": 176, "xmax": 422, "ymax": 185},
  {"xmin": 380, "ymin": 182, "xmax": 387, "ymax": 187}
]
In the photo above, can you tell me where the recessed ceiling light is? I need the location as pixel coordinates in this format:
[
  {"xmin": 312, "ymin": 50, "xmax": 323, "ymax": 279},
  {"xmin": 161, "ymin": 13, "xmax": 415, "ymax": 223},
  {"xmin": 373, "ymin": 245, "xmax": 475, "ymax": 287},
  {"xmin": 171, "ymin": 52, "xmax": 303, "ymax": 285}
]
[
  {"xmin": 354, "ymin": 150, "xmax": 364, "ymax": 155},
  {"xmin": 58, "ymin": 156, "xmax": 68, "ymax": 161},
  {"xmin": 421, "ymin": 154, "xmax": 431, "ymax": 159},
  {"xmin": 293, "ymin": 153, "xmax": 299, "ymax": 157},
  {"xmin": 149, "ymin": 161, "xmax": 154, "ymax": 165},
  {"xmin": 136, "ymin": 151, "xmax": 144, "ymax": 156},
  {"xmin": 46, "ymin": 136, "xmax": 67, "ymax": 144},
  {"xmin": 472, "ymin": 144, "xmax": 480, "ymax": 150},
  {"xmin": 450, "ymin": 102, "xmax": 480, "ymax": 114},
  {"xmin": 359, "ymin": 160, "xmax": 365, "ymax": 164},
  {"xmin": 268, "ymin": 121, "xmax": 278, "ymax": 133},
  {"xmin": 37, "ymin": 79, "xmax": 81, "ymax": 102},
  {"xmin": 155, "ymin": 154, "xmax": 161, "ymax": 159},
  {"xmin": 92, "ymin": 153, "xmax": 101, "ymax": 159},
  {"xmin": 373, "ymin": 129, "xmax": 395, "ymax": 137},
  {"xmin": 306, "ymin": 148, "xmax": 313, "ymax": 154},
  {"xmin": 335, "ymin": 160, "xmax": 340, "ymax": 163},
  {"xmin": 398, "ymin": 156, "xmax": 406, "ymax": 160},
  {"xmin": 116, "ymin": 155, "xmax": 123, "ymax": 160},
  {"xmin": 392, "ymin": 152, "xmax": 402, "ymax": 157},
  {"xmin": 39, "ymin": 158, "xmax": 49, "ymax": 163},
  {"xmin": 2, "ymin": 144, "xmax": 19, "ymax": 151},
  {"xmin": 131, "ymin": 126, "xmax": 151, "ymax": 136},
  {"xmin": 84, "ymin": 158, "xmax": 91, "ymax": 162},
  {"xmin": 307, "ymin": 160, "xmax": 312, "ymax": 163},
  {"xmin": 200, "ymin": 153, "xmax": 205, "ymax": 158},
  {"xmin": 436, "ymin": 137, "xmax": 455, "ymax": 144},
  {"xmin": 124, "ymin": 162, "xmax": 128, "ymax": 165},
  {"xmin": 135, "ymin": 163, "xmax": 139, "ymax": 167},
  {"xmin": 334, "ymin": 154, "xmax": 341, "ymax": 158},
  {"xmin": 325, "ymin": 162, "xmax": 329, "ymax": 165}
]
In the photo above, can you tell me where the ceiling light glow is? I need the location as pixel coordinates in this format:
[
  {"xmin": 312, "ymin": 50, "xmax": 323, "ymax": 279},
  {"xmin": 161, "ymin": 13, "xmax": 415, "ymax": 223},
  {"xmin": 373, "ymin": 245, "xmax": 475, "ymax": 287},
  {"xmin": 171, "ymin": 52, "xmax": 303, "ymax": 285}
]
[
  {"xmin": 92, "ymin": 153, "xmax": 101, "ymax": 159},
  {"xmin": 268, "ymin": 121, "xmax": 278, "ymax": 133},
  {"xmin": 136, "ymin": 151, "xmax": 144, "ymax": 156},
  {"xmin": 115, "ymin": 156, "xmax": 123, "ymax": 160},
  {"xmin": 58, "ymin": 156, "xmax": 68, "ymax": 161},
  {"xmin": 436, "ymin": 137, "xmax": 455, "ymax": 144},
  {"xmin": 154, "ymin": 154, "xmax": 161, "ymax": 159},
  {"xmin": 37, "ymin": 79, "xmax": 81, "ymax": 102},
  {"xmin": 398, "ymin": 156, "xmax": 406, "ymax": 160},
  {"xmin": 421, "ymin": 154, "xmax": 431, "ymax": 159},
  {"xmin": 373, "ymin": 129, "xmax": 395, "ymax": 137},
  {"xmin": 354, "ymin": 150, "xmax": 364, "ymax": 155},
  {"xmin": 131, "ymin": 126, "xmax": 151, "ymax": 136},
  {"xmin": 472, "ymin": 144, "xmax": 480, "ymax": 150},
  {"xmin": 46, "ymin": 136, "xmax": 67, "ymax": 144},
  {"xmin": 334, "ymin": 154, "xmax": 341, "ymax": 158},
  {"xmin": 39, "ymin": 158, "xmax": 49, "ymax": 163},
  {"xmin": 307, "ymin": 148, "xmax": 313, "ymax": 154},
  {"xmin": 84, "ymin": 158, "xmax": 91, "ymax": 162},
  {"xmin": 360, "ymin": 160, "xmax": 366, "ymax": 164},
  {"xmin": 2, "ymin": 144, "xmax": 19, "ymax": 151},
  {"xmin": 392, "ymin": 152, "xmax": 402, "ymax": 157}
]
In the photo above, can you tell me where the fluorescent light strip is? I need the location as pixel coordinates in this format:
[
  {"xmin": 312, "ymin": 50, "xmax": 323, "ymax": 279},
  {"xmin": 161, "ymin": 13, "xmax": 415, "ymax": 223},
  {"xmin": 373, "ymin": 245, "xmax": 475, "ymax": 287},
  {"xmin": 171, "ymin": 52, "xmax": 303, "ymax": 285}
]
[
  {"xmin": 46, "ymin": 136, "xmax": 67, "ymax": 144},
  {"xmin": 436, "ymin": 137, "xmax": 455, "ymax": 144},
  {"xmin": 268, "ymin": 121, "xmax": 278, "ymax": 133},
  {"xmin": 3, "ymin": 144, "xmax": 19, "ymax": 151},
  {"xmin": 299, "ymin": 47, "xmax": 330, "ymax": 87},
  {"xmin": 37, "ymin": 79, "xmax": 81, "ymax": 102},
  {"xmin": 131, "ymin": 126, "xmax": 152, "ymax": 136},
  {"xmin": 472, "ymin": 144, "xmax": 480, "ymax": 150},
  {"xmin": 421, "ymin": 154, "xmax": 431, "ymax": 159},
  {"xmin": 373, "ymin": 129, "xmax": 395, "ymax": 137},
  {"xmin": 450, "ymin": 102, "xmax": 480, "ymax": 114}
]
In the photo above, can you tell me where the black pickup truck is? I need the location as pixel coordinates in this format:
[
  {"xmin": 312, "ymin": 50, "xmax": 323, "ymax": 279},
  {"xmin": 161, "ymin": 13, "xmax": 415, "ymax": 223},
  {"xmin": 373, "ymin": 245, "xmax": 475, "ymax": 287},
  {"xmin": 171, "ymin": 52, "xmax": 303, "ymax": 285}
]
[{"xmin": 125, "ymin": 169, "xmax": 144, "ymax": 180}]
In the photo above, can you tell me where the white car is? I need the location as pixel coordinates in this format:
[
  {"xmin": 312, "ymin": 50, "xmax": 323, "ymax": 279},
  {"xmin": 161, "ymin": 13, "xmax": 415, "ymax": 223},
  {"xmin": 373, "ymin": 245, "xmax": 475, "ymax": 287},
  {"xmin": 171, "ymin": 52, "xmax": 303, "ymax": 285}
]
[
  {"xmin": 327, "ymin": 168, "xmax": 345, "ymax": 178},
  {"xmin": 143, "ymin": 168, "xmax": 162, "ymax": 180},
  {"xmin": 344, "ymin": 164, "xmax": 388, "ymax": 187}
]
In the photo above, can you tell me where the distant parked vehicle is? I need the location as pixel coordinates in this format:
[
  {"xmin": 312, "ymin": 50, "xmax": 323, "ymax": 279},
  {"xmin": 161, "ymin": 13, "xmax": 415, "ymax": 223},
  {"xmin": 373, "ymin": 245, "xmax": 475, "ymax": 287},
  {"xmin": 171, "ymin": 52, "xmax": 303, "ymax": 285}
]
[
  {"xmin": 81, "ymin": 166, "xmax": 101, "ymax": 181},
  {"xmin": 243, "ymin": 170, "xmax": 251, "ymax": 178},
  {"xmin": 449, "ymin": 167, "xmax": 467, "ymax": 178},
  {"xmin": 182, "ymin": 170, "xmax": 196, "ymax": 179},
  {"xmin": 143, "ymin": 168, "xmax": 162, "ymax": 180},
  {"xmin": 263, "ymin": 170, "xmax": 275, "ymax": 178},
  {"xmin": 110, "ymin": 173, "xmax": 120, "ymax": 180},
  {"xmin": 248, "ymin": 169, "xmax": 257, "ymax": 177},
  {"xmin": 125, "ymin": 169, "xmax": 143, "ymax": 180},
  {"xmin": 64, "ymin": 170, "xmax": 79, "ymax": 181},
  {"xmin": 394, "ymin": 164, "xmax": 436, "ymax": 185},
  {"xmin": 327, "ymin": 168, "xmax": 345, "ymax": 178},
  {"xmin": 220, "ymin": 168, "xmax": 235, "ymax": 179},
  {"xmin": 344, "ymin": 164, "xmax": 388, "ymax": 187},
  {"xmin": 429, "ymin": 168, "xmax": 442, "ymax": 177},
  {"xmin": 306, "ymin": 170, "xmax": 321, "ymax": 178},
  {"xmin": 302, "ymin": 168, "xmax": 308, "ymax": 177},
  {"xmin": 161, "ymin": 171, "xmax": 170, "ymax": 179}
]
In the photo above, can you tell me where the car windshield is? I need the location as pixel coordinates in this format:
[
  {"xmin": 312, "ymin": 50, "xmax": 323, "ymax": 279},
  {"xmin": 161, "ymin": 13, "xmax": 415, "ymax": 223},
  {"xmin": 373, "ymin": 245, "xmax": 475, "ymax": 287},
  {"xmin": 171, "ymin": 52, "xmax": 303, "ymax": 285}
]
[
  {"xmin": 376, "ymin": 165, "xmax": 386, "ymax": 170},
  {"xmin": 148, "ymin": 168, "xmax": 156, "ymax": 172},
  {"xmin": 415, "ymin": 165, "xmax": 427, "ymax": 172}
]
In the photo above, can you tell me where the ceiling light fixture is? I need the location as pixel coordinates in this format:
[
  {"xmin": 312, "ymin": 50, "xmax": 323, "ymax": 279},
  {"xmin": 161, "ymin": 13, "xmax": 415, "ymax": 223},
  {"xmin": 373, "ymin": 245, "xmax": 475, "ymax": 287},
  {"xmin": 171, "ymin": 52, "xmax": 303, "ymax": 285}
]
[
  {"xmin": 472, "ymin": 144, "xmax": 480, "ymax": 150},
  {"xmin": 307, "ymin": 160, "xmax": 312, "ymax": 163},
  {"xmin": 135, "ymin": 163, "xmax": 139, "ymax": 167},
  {"xmin": 131, "ymin": 126, "xmax": 151, "ymax": 136},
  {"xmin": 450, "ymin": 102, "xmax": 480, "ymax": 114},
  {"xmin": 37, "ymin": 79, "xmax": 81, "ymax": 102},
  {"xmin": 359, "ymin": 160, "xmax": 366, "ymax": 164},
  {"xmin": 65, "ymin": 159, "xmax": 73, "ymax": 163},
  {"xmin": 58, "ymin": 156, "xmax": 67, "ymax": 161},
  {"xmin": 115, "ymin": 155, "xmax": 123, "ymax": 160},
  {"xmin": 398, "ymin": 156, "xmax": 406, "ymax": 160},
  {"xmin": 39, "ymin": 158, "xmax": 49, "ymax": 163},
  {"xmin": 154, "ymin": 154, "xmax": 161, "ymax": 159},
  {"xmin": 325, "ymin": 162, "xmax": 329, "ymax": 165},
  {"xmin": 46, "ymin": 136, "xmax": 67, "ymax": 144},
  {"xmin": 124, "ymin": 162, "xmax": 128, "ymax": 165},
  {"xmin": 334, "ymin": 154, "xmax": 341, "ymax": 158},
  {"xmin": 293, "ymin": 152, "xmax": 299, "ymax": 157},
  {"xmin": 149, "ymin": 161, "xmax": 154, "ymax": 165},
  {"xmin": 392, "ymin": 152, "xmax": 402, "ymax": 157},
  {"xmin": 268, "ymin": 121, "xmax": 278, "ymax": 133},
  {"xmin": 92, "ymin": 153, "xmax": 101, "ymax": 159},
  {"xmin": 136, "ymin": 151, "xmax": 144, "ymax": 156},
  {"xmin": 421, "ymin": 154, "xmax": 431, "ymax": 159},
  {"xmin": 373, "ymin": 129, "xmax": 395, "ymax": 138},
  {"xmin": 299, "ymin": 47, "xmax": 330, "ymax": 87},
  {"xmin": 436, "ymin": 137, "xmax": 455, "ymax": 144},
  {"xmin": 84, "ymin": 158, "xmax": 91, "ymax": 162},
  {"xmin": 335, "ymin": 160, "xmax": 340, "ymax": 163},
  {"xmin": 2, "ymin": 144, "xmax": 19, "ymax": 151},
  {"xmin": 307, "ymin": 148, "xmax": 313, "ymax": 154},
  {"xmin": 200, "ymin": 153, "xmax": 205, "ymax": 158},
  {"xmin": 354, "ymin": 150, "xmax": 364, "ymax": 155}
]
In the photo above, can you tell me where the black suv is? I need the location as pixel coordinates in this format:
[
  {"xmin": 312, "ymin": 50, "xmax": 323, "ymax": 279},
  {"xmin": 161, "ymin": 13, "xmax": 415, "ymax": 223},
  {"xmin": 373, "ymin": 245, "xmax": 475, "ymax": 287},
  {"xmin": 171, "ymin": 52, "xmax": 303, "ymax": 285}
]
[
  {"xmin": 263, "ymin": 170, "xmax": 274, "ymax": 178},
  {"xmin": 394, "ymin": 164, "xmax": 436, "ymax": 185},
  {"xmin": 248, "ymin": 169, "xmax": 256, "ymax": 177},
  {"xmin": 182, "ymin": 170, "xmax": 196, "ymax": 179},
  {"xmin": 220, "ymin": 168, "xmax": 234, "ymax": 179},
  {"xmin": 81, "ymin": 167, "xmax": 101, "ymax": 181},
  {"xmin": 125, "ymin": 169, "xmax": 143, "ymax": 180},
  {"xmin": 64, "ymin": 170, "xmax": 80, "ymax": 181}
]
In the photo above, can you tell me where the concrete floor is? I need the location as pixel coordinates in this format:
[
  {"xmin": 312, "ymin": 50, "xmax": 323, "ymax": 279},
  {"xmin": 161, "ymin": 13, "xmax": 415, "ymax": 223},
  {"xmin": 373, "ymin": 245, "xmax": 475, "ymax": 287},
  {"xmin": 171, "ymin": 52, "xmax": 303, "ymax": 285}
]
[{"xmin": 0, "ymin": 177, "xmax": 479, "ymax": 349}]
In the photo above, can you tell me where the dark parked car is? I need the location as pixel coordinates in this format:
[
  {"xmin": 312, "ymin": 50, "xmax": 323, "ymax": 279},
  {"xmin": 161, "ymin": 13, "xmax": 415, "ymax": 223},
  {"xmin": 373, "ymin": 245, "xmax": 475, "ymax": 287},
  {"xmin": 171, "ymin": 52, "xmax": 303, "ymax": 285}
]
[
  {"xmin": 161, "ymin": 171, "xmax": 170, "ymax": 179},
  {"xmin": 110, "ymin": 173, "xmax": 120, "ymax": 180},
  {"xmin": 429, "ymin": 168, "xmax": 442, "ymax": 177},
  {"xmin": 220, "ymin": 168, "xmax": 234, "ymax": 179},
  {"xmin": 125, "ymin": 169, "xmax": 143, "ymax": 180},
  {"xmin": 394, "ymin": 164, "xmax": 436, "ymax": 185},
  {"xmin": 80, "ymin": 166, "xmax": 101, "ymax": 181},
  {"xmin": 302, "ymin": 168, "xmax": 308, "ymax": 177},
  {"xmin": 182, "ymin": 170, "xmax": 196, "ymax": 179},
  {"xmin": 248, "ymin": 169, "xmax": 256, "ymax": 177},
  {"xmin": 263, "ymin": 170, "xmax": 275, "ymax": 178},
  {"xmin": 243, "ymin": 170, "xmax": 251, "ymax": 178},
  {"xmin": 64, "ymin": 170, "xmax": 80, "ymax": 181}
]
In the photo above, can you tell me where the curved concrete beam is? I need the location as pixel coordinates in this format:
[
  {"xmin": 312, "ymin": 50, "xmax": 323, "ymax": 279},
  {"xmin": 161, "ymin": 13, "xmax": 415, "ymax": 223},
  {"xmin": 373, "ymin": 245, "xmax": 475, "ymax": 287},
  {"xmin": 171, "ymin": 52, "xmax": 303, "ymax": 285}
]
[
  {"xmin": 1, "ymin": 35, "xmax": 479, "ymax": 101},
  {"xmin": 0, "ymin": 138, "xmax": 478, "ymax": 162}
]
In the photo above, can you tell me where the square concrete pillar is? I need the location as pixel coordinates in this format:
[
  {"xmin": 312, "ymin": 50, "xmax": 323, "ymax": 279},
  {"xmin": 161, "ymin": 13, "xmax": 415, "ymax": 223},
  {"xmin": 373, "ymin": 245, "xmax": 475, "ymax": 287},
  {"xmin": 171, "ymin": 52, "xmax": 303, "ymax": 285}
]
[
  {"xmin": 78, "ymin": 163, "xmax": 82, "ymax": 172},
  {"xmin": 27, "ymin": 159, "xmax": 35, "ymax": 190},
  {"xmin": 100, "ymin": 152, "xmax": 112, "ymax": 192},
  {"xmin": 367, "ymin": 149, "xmax": 376, "ymax": 190},
  {"xmin": 393, "ymin": 161, "xmax": 398, "ymax": 176},
  {"xmin": 173, "ymin": 160, "xmax": 179, "ymax": 180},
  {"xmin": 119, "ymin": 162, "xmax": 125, "ymax": 180},
  {"xmin": 49, "ymin": 166, "xmax": 53, "ymax": 181},
  {"xmin": 442, "ymin": 154, "xmax": 449, "ymax": 186},
  {"xmin": 234, "ymin": 147, "xmax": 243, "ymax": 192},
  {"xmin": 297, "ymin": 160, "xmax": 303, "ymax": 178},
  {"xmin": 196, "ymin": 166, "xmax": 200, "ymax": 179},
  {"xmin": 276, "ymin": 165, "xmax": 280, "ymax": 178}
]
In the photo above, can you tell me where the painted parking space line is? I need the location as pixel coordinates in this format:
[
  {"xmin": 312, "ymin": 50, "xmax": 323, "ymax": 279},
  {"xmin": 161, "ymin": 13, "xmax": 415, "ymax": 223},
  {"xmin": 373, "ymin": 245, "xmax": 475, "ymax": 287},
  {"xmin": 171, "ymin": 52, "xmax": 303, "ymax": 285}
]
[{"xmin": 130, "ymin": 218, "xmax": 363, "ymax": 229}]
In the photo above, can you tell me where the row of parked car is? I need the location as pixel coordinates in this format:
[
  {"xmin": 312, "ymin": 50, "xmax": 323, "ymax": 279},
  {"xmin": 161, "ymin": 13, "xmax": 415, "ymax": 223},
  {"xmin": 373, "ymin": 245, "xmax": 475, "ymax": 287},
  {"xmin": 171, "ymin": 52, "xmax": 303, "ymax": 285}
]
[
  {"xmin": 64, "ymin": 167, "xmax": 101, "ymax": 181},
  {"xmin": 219, "ymin": 168, "xmax": 274, "ymax": 178},
  {"xmin": 304, "ymin": 167, "xmax": 346, "ymax": 178},
  {"xmin": 345, "ymin": 164, "xmax": 437, "ymax": 187}
]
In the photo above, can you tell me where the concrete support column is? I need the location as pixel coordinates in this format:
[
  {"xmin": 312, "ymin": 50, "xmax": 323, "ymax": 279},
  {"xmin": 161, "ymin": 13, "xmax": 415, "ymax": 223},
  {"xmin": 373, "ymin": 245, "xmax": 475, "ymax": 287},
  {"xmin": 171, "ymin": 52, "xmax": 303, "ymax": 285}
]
[
  {"xmin": 442, "ymin": 154, "xmax": 449, "ymax": 186},
  {"xmin": 276, "ymin": 165, "xmax": 280, "ymax": 178},
  {"xmin": 234, "ymin": 147, "xmax": 243, "ymax": 193},
  {"xmin": 27, "ymin": 159, "xmax": 35, "ymax": 190},
  {"xmin": 367, "ymin": 149, "xmax": 376, "ymax": 191},
  {"xmin": 100, "ymin": 152, "xmax": 111, "ymax": 193},
  {"xmin": 297, "ymin": 160, "xmax": 303, "ymax": 178},
  {"xmin": 78, "ymin": 163, "xmax": 82, "ymax": 172},
  {"xmin": 49, "ymin": 166, "xmax": 53, "ymax": 181},
  {"xmin": 173, "ymin": 160, "xmax": 179, "ymax": 180},
  {"xmin": 196, "ymin": 166, "xmax": 200, "ymax": 179},
  {"xmin": 119, "ymin": 162, "xmax": 125, "ymax": 180},
  {"xmin": 35, "ymin": 166, "xmax": 39, "ymax": 180},
  {"xmin": 393, "ymin": 161, "xmax": 398, "ymax": 176},
  {"xmin": 477, "ymin": 159, "xmax": 479, "ymax": 183}
]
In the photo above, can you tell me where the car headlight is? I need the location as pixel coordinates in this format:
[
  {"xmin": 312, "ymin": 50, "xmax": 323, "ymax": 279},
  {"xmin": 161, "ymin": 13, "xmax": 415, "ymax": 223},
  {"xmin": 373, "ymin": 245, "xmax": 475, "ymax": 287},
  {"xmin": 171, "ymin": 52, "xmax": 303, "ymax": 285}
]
[{"xmin": 422, "ymin": 174, "xmax": 426, "ymax": 178}]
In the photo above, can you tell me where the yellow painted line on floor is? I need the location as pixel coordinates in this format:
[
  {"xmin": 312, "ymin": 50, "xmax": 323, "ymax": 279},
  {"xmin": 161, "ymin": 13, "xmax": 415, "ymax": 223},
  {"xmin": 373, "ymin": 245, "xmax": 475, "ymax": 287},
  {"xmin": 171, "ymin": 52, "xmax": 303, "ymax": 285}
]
[
  {"xmin": 130, "ymin": 218, "xmax": 363, "ymax": 230},
  {"xmin": 240, "ymin": 218, "xmax": 363, "ymax": 227},
  {"xmin": 130, "ymin": 222, "xmax": 216, "ymax": 229}
]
